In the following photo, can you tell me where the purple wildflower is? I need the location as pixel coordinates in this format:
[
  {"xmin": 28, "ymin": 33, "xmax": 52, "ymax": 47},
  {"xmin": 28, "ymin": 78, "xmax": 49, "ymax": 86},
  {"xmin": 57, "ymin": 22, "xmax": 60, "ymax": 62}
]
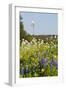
[
  {"xmin": 41, "ymin": 58, "xmax": 48, "ymax": 67},
  {"xmin": 44, "ymin": 59, "xmax": 48, "ymax": 67},
  {"xmin": 50, "ymin": 60, "xmax": 53, "ymax": 70},
  {"xmin": 50, "ymin": 58, "xmax": 58, "ymax": 70},
  {"xmin": 53, "ymin": 60, "xmax": 58, "ymax": 69},
  {"xmin": 41, "ymin": 58, "xmax": 45, "ymax": 65},
  {"xmin": 21, "ymin": 67, "xmax": 24, "ymax": 75}
]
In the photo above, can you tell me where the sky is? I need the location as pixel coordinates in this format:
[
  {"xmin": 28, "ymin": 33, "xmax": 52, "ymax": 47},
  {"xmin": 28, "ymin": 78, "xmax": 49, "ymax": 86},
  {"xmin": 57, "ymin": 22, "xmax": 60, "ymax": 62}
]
[{"xmin": 20, "ymin": 12, "xmax": 58, "ymax": 35}]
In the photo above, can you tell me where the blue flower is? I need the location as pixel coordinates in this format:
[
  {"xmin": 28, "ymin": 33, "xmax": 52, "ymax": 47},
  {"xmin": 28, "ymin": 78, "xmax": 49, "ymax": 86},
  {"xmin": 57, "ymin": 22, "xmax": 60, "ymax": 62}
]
[
  {"xmin": 50, "ymin": 58, "xmax": 58, "ymax": 70},
  {"xmin": 40, "ymin": 58, "xmax": 48, "ymax": 67},
  {"xmin": 50, "ymin": 61, "xmax": 53, "ymax": 70},
  {"xmin": 21, "ymin": 67, "xmax": 24, "ymax": 75},
  {"xmin": 53, "ymin": 60, "xmax": 58, "ymax": 69},
  {"xmin": 41, "ymin": 58, "xmax": 45, "ymax": 65},
  {"xmin": 44, "ymin": 59, "xmax": 48, "ymax": 67}
]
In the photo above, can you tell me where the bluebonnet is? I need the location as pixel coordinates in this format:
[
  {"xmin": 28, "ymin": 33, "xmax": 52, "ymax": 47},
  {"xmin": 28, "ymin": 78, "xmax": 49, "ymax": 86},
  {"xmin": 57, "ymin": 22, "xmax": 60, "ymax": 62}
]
[
  {"xmin": 50, "ymin": 58, "xmax": 58, "ymax": 70},
  {"xmin": 41, "ymin": 58, "xmax": 45, "ymax": 65},
  {"xmin": 50, "ymin": 57, "xmax": 54, "ymax": 70},
  {"xmin": 50, "ymin": 60, "xmax": 53, "ymax": 70},
  {"xmin": 38, "ymin": 58, "xmax": 48, "ymax": 73},
  {"xmin": 44, "ymin": 59, "xmax": 48, "ymax": 67},
  {"xmin": 53, "ymin": 60, "xmax": 58, "ymax": 69},
  {"xmin": 41, "ymin": 58, "xmax": 48, "ymax": 67},
  {"xmin": 21, "ymin": 67, "xmax": 24, "ymax": 75}
]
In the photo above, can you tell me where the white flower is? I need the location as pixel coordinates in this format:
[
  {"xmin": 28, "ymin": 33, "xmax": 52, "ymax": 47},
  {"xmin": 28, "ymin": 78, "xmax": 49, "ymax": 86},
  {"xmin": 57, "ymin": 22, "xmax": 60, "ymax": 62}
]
[
  {"xmin": 22, "ymin": 38, "xmax": 24, "ymax": 41},
  {"xmin": 54, "ymin": 35, "xmax": 57, "ymax": 38},
  {"xmin": 41, "ymin": 40, "xmax": 44, "ymax": 44},
  {"xmin": 30, "ymin": 41, "xmax": 33, "ymax": 45},
  {"xmin": 25, "ymin": 40, "xmax": 29, "ymax": 44}
]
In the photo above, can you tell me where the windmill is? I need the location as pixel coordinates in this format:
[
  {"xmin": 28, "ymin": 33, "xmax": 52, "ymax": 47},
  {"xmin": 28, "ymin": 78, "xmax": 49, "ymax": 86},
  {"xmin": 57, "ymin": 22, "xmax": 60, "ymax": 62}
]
[{"xmin": 31, "ymin": 20, "xmax": 35, "ymax": 36}]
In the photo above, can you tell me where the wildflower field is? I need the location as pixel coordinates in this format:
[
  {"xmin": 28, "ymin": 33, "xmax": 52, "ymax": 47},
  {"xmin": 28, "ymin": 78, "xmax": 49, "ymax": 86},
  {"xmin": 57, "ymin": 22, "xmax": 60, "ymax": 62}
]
[{"xmin": 20, "ymin": 36, "xmax": 58, "ymax": 78}]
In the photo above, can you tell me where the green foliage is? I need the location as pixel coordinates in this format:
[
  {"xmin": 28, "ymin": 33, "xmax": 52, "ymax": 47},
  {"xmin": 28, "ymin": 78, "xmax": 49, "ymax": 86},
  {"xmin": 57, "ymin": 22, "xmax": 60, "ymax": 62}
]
[
  {"xmin": 20, "ymin": 37, "xmax": 58, "ymax": 78},
  {"xmin": 20, "ymin": 22, "xmax": 26, "ymax": 41},
  {"xmin": 19, "ymin": 15, "xmax": 58, "ymax": 78},
  {"xmin": 20, "ymin": 21, "xmax": 33, "ymax": 45}
]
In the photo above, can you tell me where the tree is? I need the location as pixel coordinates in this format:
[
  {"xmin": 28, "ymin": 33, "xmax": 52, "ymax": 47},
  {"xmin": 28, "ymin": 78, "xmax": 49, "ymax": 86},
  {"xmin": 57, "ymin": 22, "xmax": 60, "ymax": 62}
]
[
  {"xmin": 20, "ymin": 15, "xmax": 27, "ymax": 45},
  {"xmin": 20, "ymin": 15, "xmax": 33, "ymax": 45}
]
